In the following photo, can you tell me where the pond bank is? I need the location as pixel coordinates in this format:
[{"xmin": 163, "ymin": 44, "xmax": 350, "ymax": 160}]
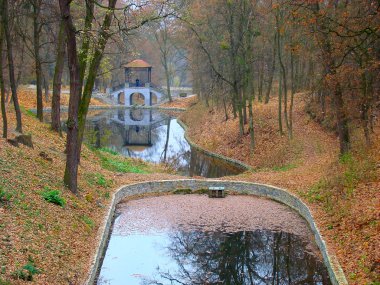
[
  {"xmin": 87, "ymin": 180, "xmax": 347, "ymax": 285},
  {"xmin": 177, "ymin": 95, "xmax": 379, "ymax": 284}
]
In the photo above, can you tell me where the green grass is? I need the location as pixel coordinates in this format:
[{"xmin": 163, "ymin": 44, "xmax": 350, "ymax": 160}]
[
  {"xmin": 26, "ymin": 109, "xmax": 37, "ymax": 118},
  {"xmin": 193, "ymin": 188, "xmax": 209, "ymax": 194},
  {"xmin": 272, "ymin": 163, "xmax": 297, "ymax": 172},
  {"xmin": 0, "ymin": 277, "xmax": 11, "ymax": 285},
  {"xmin": 305, "ymin": 151, "xmax": 375, "ymax": 202},
  {"xmin": 11, "ymin": 258, "xmax": 40, "ymax": 281},
  {"xmin": 0, "ymin": 186, "xmax": 13, "ymax": 206},
  {"xmin": 98, "ymin": 147, "xmax": 118, "ymax": 155},
  {"xmin": 20, "ymin": 106, "xmax": 37, "ymax": 118},
  {"xmin": 173, "ymin": 188, "xmax": 192, "ymax": 194},
  {"xmin": 85, "ymin": 173, "xmax": 113, "ymax": 188},
  {"xmin": 81, "ymin": 215, "xmax": 95, "ymax": 230},
  {"xmin": 95, "ymin": 148, "xmax": 148, "ymax": 174},
  {"xmin": 300, "ymin": 179, "xmax": 329, "ymax": 203},
  {"xmin": 41, "ymin": 187, "xmax": 66, "ymax": 207},
  {"xmin": 338, "ymin": 152, "xmax": 375, "ymax": 196}
]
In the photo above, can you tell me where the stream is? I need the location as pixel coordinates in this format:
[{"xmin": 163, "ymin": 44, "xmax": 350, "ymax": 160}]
[
  {"xmin": 60, "ymin": 107, "xmax": 332, "ymax": 285},
  {"xmin": 83, "ymin": 108, "xmax": 245, "ymax": 178}
]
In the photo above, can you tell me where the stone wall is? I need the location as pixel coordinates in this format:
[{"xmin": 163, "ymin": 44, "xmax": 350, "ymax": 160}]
[
  {"xmin": 85, "ymin": 179, "xmax": 348, "ymax": 285},
  {"xmin": 177, "ymin": 119, "xmax": 253, "ymax": 172}
]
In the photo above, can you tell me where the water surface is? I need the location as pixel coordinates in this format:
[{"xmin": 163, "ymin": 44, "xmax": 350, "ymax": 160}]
[
  {"xmin": 81, "ymin": 109, "xmax": 244, "ymax": 177},
  {"xmin": 97, "ymin": 195, "xmax": 332, "ymax": 285}
]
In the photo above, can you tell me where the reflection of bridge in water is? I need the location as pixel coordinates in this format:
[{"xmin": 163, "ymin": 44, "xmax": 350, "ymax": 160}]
[
  {"xmin": 112, "ymin": 109, "xmax": 169, "ymax": 146},
  {"xmin": 83, "ymin": 109, "xmax": 245, "ymax": 177},
  {"xmin": 85, "ymin": 108, "xmax": 170, "ymax": 147}
]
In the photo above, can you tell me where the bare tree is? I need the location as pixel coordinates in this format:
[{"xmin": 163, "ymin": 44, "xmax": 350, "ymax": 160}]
[
  {"xmin": 59, "ymin": 0, "xmax": 81, "ymax": 193},
  {"xmin": 154, "ymin": 19, "xmax": 174, "ymax": 102},
  {"xmin": 31, "ymin": 0, "xmax": 44, "ymax": 121},
  {"xmin": 0, "ymin": 27, "xmax": 7, "ymax": 138},
  {"xmin": 0, "ymin": 0, "xmax": 22, "ymax": 133},
  {"xmin": 51, "ymin": 19, "xmax": 66, "ymax": 134}
]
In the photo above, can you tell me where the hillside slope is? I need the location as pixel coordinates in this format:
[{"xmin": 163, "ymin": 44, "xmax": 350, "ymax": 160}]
[
  {"xmin": 0, "ymin": 92, "xmax": 182, "ymax": 284},
  {"xmin": 180, "ymin": 94, "xmax": 380, "ymax": 284}
]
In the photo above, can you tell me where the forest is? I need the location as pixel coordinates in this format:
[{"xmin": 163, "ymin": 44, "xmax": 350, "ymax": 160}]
[{"xmin": 0, "ymin": 0, "xmax": 379, "ymax": 284}]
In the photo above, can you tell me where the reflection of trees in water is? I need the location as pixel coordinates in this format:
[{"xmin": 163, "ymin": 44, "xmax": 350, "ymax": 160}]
[
  {"xmin": 144, "ymin": 230, "xmax": 331, "ymax": 285},
  {"xmin": 189, "ymin": 150, "xmax": 243, "ymax": 178},
  {"xmin": 81, "ymin": 111, "xmax": 243, "ymax": 177},
  {"xmin": 163, "ymin": 131, "xmax": 191, "ymax": 173}
]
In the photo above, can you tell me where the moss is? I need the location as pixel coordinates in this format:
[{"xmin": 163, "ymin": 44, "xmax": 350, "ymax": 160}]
[
  {"xmin": 172, "ymin": 188, "xmax": 192, "ymax": 194},
  {"xmin": 193, "ymin": 188, "xmax": 209, "ymax": 194}
]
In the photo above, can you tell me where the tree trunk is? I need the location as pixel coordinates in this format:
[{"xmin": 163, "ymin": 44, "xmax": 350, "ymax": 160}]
[
  {"xmin": 232, "ymin": 94, "xmax": 237, "ymax": 118},
  {"xmin": 235, "ymin": 85, "xmax": 244, "ymax": 136},
  {"xmin": 248, "ymin": 92, "xmax": 254, "ymax": 153},
  {"xmin": 278, "ymin": 75, "xmax": 283, "ymax": 135},
  {"xmin": 163, "ymin": 58, "xmax": 172, "ymax": 102},
  {"xmin": 162, "ymin": 118, "xmax": 171, "ymax": 162},
  {"xmin": 276, "ymin": 10, "xmax": 290, "ymax": 137},
  {"xmin": 265, "ymin": 34, "xmax": 276, "ymax": 104},
  {"xmin": 51, "ymin": 20, "xmax": 66, "ymax": 134},
  {"xmin": 334, "ymin": 84, "xmax": 350, "ymax": 153},
  {"xmin": 0, "ymin": 28, "xmax": 7, "ymax": 138},
  {"xmin": 223, "ymin": 97, "xmax": 229, "ymax": 121},
  {"xmin": 258, "ymin": 61, "xmax": 264, "ymax": 102},
  {"xmin": 78, "ymin": 0, "xmax": 94, "ymax": 96},
  {"xmin": 242, "ymin": 90, "xmax": 247, "ymax": 125},
  {"xmin": 1, "ymin": 0, "xmax": 22, "ymax": 133},
  {"xmin": 33, "ymin": 1, "xmax": 43, "ymax": 122},
  {"xmin": 60, "ymin": 0, "xmax": 81, "ymax": 194},
  {"xmin": 43, "ymin": 68, "xmax": 49, "ymax": 103},
  {"xmin": 289, "ymin": 45, "xmax": 295, "ymax": 139},
  {"xmin": 77, "ymin": 0, "xmax": 117, "ymax": 160},
  {"xmin": 313, "ymin": 2, "xmax": 350, "ymax": 154}
]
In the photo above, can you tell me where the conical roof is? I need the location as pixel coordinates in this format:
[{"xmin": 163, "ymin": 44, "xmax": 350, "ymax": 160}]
[{"xmin": 124, "ymin": 59, "xmax": 152, "ymax": 68}]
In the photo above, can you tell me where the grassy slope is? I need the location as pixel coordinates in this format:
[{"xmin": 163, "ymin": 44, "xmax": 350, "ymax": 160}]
[
  {"xmin": 0, "ymin": 91, "xmax": 182, "ymax": 284},
  {"xmin": 0, "ymin": 90, "xmax": 378, "ymax": 284},
  {"xmin": 180, "ymin": 94, "xmax": 379, "ymax": 284}
]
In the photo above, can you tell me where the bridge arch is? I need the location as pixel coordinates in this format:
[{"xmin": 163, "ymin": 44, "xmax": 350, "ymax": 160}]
[
  {"xmin": 111, "ymin": 87, "xmax": 164, "ymax": 106},
  {"xmin": 130, "ymin": 92, "xmax": 145, "ymax": 106},
  {"xmin": 117, "ymin": 92, "xmax": 125, "ymax": 105}
]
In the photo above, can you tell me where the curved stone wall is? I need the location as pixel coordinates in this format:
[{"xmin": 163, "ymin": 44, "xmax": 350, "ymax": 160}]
[
  {"xmin": 86, "ymin": 179, "xmax": 348, "ymax": 285},
  {"xmin": 177, "ymin": 119, "xmax": 253, "ymax": 172}
]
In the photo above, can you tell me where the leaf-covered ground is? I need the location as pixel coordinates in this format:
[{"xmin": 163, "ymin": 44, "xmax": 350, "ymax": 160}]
[
  {"xmin": 160, "ymin": 95, "xmax": 198, "ymax": 109},
  {"xmin": 0, "ymin": 90, "xmax": 378, "ymax": 284},
  {"xmin": 0, "ymin": 90, "xmax": 184, "ymax": 284},
  {"xmin": 180, "ymin": 94, "xmax": 380, "ymax": 284},
  {"xmin": 17, "ymin": 87, "xmax": 106, "ymax": 110}
]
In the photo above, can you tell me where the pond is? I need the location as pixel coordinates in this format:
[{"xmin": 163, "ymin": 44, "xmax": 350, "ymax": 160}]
[
  {"xmin": 97, "ymin": 195, "xmax": 332, "ymax": 285},
  {"xmin": 82, "ymin": 108, "xmax": 244, "ymax": 178},
  {"xmin": 51, "ymin": 107, "xmax": 332, "ymax": 284}
]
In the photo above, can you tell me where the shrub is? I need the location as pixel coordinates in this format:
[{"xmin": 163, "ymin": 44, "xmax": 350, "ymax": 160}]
[
  {"xmin": 41, "ymin": 187, "xmax": 65, "ymax": 207},
  {"xmin": 12, "ymin": 259, "xmax": 40, "ymax": 281},
  {"xmin": 179, "ymin": 92, "xmax": 187, "ymax": 97},
  {"xmin": 0, "ymin": 187, "xmax": 12, "ymax": 206},
  {"xmin": 81, "ymin": 215, "xmax": 95, "ymax": 230}
]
